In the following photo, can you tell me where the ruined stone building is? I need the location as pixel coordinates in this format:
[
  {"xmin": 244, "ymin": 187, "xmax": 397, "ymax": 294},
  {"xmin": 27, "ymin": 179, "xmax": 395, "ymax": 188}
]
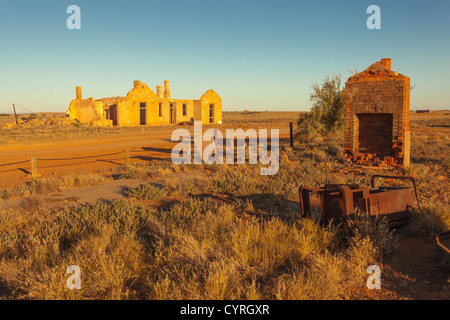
[
  {"xmin": 344, "ymin": 58, "xmax": 411, "ymax": 168},
  {"xmin": 66, "ymin": 80, "xmax": 222, "ymax": 126}
]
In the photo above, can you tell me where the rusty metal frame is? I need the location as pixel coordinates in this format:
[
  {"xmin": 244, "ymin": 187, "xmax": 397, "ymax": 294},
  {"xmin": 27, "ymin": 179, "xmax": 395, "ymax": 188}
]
[
  {"xmin": 435, "ymin": 231, "xmax": 450, "ymax": 255},
  {"xmin": 299, "ymin": 175, "xmax": 421, "ymax": 227},
  {"xmin": 370, "ymin": 174, "xmax": 420, "ymax": 209}
]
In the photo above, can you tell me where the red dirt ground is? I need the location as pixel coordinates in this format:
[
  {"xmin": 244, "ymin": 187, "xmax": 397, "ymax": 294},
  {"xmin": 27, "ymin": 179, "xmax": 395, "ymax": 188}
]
[{"xmin": 0, "ymin": 128, "xmax": 291, "ymax": 189}]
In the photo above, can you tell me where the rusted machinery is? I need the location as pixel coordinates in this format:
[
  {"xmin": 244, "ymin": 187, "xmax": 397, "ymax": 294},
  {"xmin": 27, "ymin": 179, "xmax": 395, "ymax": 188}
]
[
  {"xmin": 435, "ymin": 231, "xmax": 450, "ymax": 255},
  {"xmin": 299, "ymin": 174, "xmax": 420, "ymax": 227}
]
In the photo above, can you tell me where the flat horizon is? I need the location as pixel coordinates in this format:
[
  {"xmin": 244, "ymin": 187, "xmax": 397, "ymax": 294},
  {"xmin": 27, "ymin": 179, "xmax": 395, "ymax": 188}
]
[{"xmin": 1, "ymin": 1, "xmax": 449, "ymax": 113}]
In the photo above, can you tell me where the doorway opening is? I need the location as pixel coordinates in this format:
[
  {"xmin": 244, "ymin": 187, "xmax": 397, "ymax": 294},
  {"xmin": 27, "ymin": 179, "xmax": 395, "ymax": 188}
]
[{"xmin": 170, "ymin": 103, "xmax": 176, "ymax": 124}]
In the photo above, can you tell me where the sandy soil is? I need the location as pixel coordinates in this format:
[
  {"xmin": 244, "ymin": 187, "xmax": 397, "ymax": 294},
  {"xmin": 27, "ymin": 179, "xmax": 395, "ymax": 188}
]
[{"xmin": 0, "ymin": 125, "xmax": 291, "ymax": 189}]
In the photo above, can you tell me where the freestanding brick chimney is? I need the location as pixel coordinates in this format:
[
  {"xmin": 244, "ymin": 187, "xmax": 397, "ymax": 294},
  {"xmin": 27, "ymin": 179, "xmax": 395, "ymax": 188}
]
[
  {"xmin": 344, "ymin": 59, "xmax": 411, "ymax": 168},
  {"xmin": 76, "ymin": 86, "xmax": 82, "ymax": 100},
  {"xmin": 156, "ymin": 85, "xmax": 163, "ymax": 99},
  {"xmin": 164, "ymin": 80, "xmax": 170, "ymax": 99}
]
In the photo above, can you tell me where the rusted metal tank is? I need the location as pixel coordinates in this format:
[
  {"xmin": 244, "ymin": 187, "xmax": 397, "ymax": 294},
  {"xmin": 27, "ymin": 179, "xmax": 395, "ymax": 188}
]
[{"xmin": 299, "ymin": 175, "xmax": 420, "ymax": 227}]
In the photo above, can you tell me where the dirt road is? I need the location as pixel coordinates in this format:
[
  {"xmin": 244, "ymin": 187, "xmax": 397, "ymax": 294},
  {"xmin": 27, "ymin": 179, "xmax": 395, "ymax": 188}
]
[{"xmin": 0, "ymin": 127, "xmax": 290, "ymax": 189}]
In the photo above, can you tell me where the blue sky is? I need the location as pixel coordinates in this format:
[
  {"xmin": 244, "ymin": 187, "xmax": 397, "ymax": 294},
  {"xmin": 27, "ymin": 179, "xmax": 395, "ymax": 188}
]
[{"xmin": 0, "ymin": 0, "xmax": 449, "ymax": 113}]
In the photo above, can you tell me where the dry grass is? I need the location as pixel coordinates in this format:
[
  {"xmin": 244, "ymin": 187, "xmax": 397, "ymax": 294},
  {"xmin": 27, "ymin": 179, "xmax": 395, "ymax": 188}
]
[
  {"xmin": 0, "ymin": 144, "xmax": 398, "ymax": 300},
  {"xmin": 0, "ymin": 111, "xmax": 448, "ymax": 300},
  {"xmin": 405, "ymin": 202, "xmax": 450, "ymax": 237},
  {"xmin": 124, "ymin": 184, "xmax": 168, "ymax": 201},
  {"xmin": 0, "ymin": 172, "xmax": 109, "ymax": 200}
]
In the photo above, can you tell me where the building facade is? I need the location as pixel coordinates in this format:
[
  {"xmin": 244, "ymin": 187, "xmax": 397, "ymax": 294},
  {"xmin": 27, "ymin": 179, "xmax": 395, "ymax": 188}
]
[{"xmin": 66, "ymin": 80, "xmax": 222, "ymax": 126}]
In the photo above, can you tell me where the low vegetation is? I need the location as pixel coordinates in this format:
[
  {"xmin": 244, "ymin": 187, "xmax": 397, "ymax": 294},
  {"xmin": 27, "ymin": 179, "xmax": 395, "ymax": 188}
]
[
  {"xmin": 124, "ymin": 184, "xmax": 168, "ymax": 201},
  {"xmin": 0, "ymin": 112, "xmax": 448, "ymax": 300},
  {"xmin": 0, "ymin": 172, "xmax": 109, "ymax": 200},
  {"xmin": 0, "ymin": 193, "xmax": 389, "ymax": 299}
]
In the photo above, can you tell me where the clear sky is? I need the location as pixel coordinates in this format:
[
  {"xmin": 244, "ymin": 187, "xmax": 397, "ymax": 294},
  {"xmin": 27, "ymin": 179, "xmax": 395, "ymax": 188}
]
[{"xmin": 0, "ymin": 0, "xmax": 449, "ymax": 113}]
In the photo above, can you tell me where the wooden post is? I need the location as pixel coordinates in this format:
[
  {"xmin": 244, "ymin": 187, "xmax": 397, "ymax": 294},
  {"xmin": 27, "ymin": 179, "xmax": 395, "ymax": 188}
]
[
  {"xmin": 125, "ymin": 149, "xmax": 130, "ymax": 166},
  {"xmin": 31, "ymin": 158, "xmax": 38, "ymax": 178},
  {"xmin": 289, "ymin": 122, "xmax": 294, "ymax": 148},
  {"xmin": 12, "ymin": 104, "xmax": 18, "ymax": 124}
]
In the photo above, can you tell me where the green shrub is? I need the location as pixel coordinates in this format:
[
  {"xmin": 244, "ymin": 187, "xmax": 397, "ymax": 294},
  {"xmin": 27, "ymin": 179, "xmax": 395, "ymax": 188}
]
[{"xmin": 297, "ymin": 74, "xmax": 345, "ymax": 140}]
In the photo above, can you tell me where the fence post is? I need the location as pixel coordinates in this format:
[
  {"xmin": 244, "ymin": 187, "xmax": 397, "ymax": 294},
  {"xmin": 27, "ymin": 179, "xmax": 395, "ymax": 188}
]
[
  {"xmin": 31, "ymin": 158, "xmax": 38, "ymax": 178},
  {"xmin": 289, "ymin": 122, "xmax": 294, "ymax": 148},
  {"xmin": 125, "ymin": 149, "xmax": 130, "ymax": 166}
]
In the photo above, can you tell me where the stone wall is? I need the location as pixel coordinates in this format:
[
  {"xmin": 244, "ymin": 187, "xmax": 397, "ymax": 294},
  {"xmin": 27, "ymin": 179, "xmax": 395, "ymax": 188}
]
[
  {"xmin": 198, "ymin": 89, "xmax": 223, "ymax": 124},
  {"xmin": 67, "ymin": 98, "xmax": 101, "ymax": 123},
  {"xmin": 67, "ymin": 81, "xmax": 222, "ymax": 126}
]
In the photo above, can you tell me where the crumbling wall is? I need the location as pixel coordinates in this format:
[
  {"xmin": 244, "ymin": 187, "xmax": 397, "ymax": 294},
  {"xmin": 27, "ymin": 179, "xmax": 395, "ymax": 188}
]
[
  {"xmin": 67, "ymin": 97, "xmax": 102, "ymax": 124},
  {"xmin": 67, "ymin": 81, "xmax": 222, "ymax": 126},
  {"xmin": 118, "ymin": 82, "xmax": 159, "ymax": 126},
  {"xmin": 158, "ymin": 100, "xmax": 194, "ymax": 124},
  {"xmin": 175, "ymin": 100, "xmax": 194, "ymax": 124},
  {"xmin": 345, "ymin": 58, "xmax": 410, "ymax": 168},
  {"xmin": 193, "ymin": 99, "xmax": 202, "ymax": 122},
  {"xmin": 198, "ymin": 89, "xmax": 222, "ymax": 124}
]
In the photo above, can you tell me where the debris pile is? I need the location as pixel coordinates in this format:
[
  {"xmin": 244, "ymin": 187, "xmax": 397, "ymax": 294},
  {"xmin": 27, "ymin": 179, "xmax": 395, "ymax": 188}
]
[
  {"xmin": 2, "ymin": 117, "xmax": 73, "ymax": 129},
  {"xmin": 345, "ymin": 153, "xmax": 402, "ymax": 168}
]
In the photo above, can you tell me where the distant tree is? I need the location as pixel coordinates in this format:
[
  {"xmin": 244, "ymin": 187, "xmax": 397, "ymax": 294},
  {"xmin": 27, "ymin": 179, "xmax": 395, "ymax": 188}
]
[{"xmin": 297, "ymin": 74, "xmax": 346, "ymax": 139}]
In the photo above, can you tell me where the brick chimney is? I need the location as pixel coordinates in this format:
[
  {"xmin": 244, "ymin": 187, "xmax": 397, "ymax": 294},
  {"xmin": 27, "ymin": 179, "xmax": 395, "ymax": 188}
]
[
  {"xmin": 164, "ymin": 80, "xmax": 170, "ymax": 99},
  {"xmin": 380, "ymin": 58, "xmax": 392, "ymax": 70},
  {"xmin": 156, "ymin": 85, "xmax": 163, "ymax": 99},
  {"xmin": 76, "ymin": 86, "xmax": 82, "ymax": 100},
  {"xmin": 344, "ymin": 59, "xmax": 411, "ymax": 168}
]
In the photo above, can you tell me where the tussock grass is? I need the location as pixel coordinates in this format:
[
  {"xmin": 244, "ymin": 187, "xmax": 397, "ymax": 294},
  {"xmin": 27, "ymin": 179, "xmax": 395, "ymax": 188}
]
[
  {"xmin": 346, "ymin": 209, "xmax": 396, "ymax": 255},
  {"xmin": 0, "ymin": 193, "xmax": 389, "ymax": 300},
  {"xmin": 110, "ymin": 161, "xmax": 192, "ymax": 181},
  {"xmin": 405, "ymin": 202, "xmax": 450, "ymax": 237},
  {"xmin": 0, "ymin": 172, "xmax": 108, "ymax": 200},
  {"xmin": 111, "ymin": 162, "xmax": 173, "ymax": 180},
  {"xmin": 124, "ymin": 184, "xmax": 168, "ymax": 201},
  {"xmin": 0, "ymin": 123, "xmax": 449, "ymax": 300},
  {"xmin": 211, "ymin": 167, "xmax": 263, "ymax": 196},
  {"xmin": 164, "ymin": 177, "xmax": 207, "ymax": 197}
]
